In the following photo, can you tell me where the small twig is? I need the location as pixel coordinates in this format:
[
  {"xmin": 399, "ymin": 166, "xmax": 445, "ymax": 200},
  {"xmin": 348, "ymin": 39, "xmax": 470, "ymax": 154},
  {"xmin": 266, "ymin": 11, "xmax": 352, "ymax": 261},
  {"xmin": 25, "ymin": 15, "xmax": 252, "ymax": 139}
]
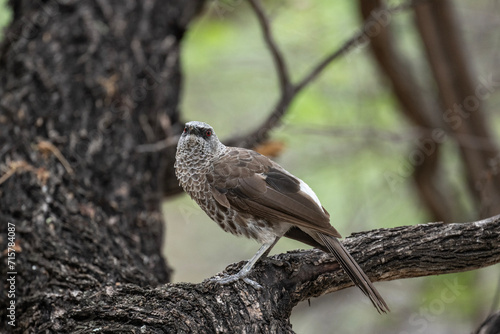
[
  {"xmin": 139, "ymin": 114, "xmax": 156, "ymax": 142},
  {"xmin": 295, "ymin": 1, "xmax": 416, "ymax": 94},
  {"xmin": 231, "ymin": 0, "xmax": 416, "ymax": 149},
  {"xmin": 135, "ymin": 136, "xmax": 180, "ymax": 153},
  {"xmin": 490, "ymin": 274, "xmax": 500, "ymax": 313},
  {"xmin": 0, "ymin": 161, "xmax": 49, "ymax": 185},
  {"xmin": 37, "ymin": 140, "xmax": 74, "ymax": 175},
  {"xmin": 247, "ymin": 0, "xmax": 291, "ymax": 96},
  {"xmin": 0, "ymin": 168, "xmax": 17, "ymax": 186},
  {"xmin": 0, "ymin": 161, "xmax": 30, "ymax": 185},
  {"xmin": 298, "ymin": 125, "xmax": 432, "ymax": 142},
  {"xmin": 293, "ymin": 31, "xmax": 366, "ymax": 95}
]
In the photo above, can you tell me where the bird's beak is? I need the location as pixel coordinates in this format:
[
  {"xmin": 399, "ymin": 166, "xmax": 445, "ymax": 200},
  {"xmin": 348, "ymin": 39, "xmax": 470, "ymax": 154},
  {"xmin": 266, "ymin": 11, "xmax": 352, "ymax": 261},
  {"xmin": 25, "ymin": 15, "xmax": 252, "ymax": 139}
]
[{"xmin": 185, "ymin": 126, "xmax": 201, "ymax": 136}]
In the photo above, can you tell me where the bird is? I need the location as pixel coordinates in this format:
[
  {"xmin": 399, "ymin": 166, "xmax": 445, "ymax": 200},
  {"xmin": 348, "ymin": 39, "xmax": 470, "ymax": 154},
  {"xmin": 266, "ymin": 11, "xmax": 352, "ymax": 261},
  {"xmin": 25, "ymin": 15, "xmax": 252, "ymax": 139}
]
[{"xmin": 174, "ymin": 121, "xmax": 389, "ymax": 313}]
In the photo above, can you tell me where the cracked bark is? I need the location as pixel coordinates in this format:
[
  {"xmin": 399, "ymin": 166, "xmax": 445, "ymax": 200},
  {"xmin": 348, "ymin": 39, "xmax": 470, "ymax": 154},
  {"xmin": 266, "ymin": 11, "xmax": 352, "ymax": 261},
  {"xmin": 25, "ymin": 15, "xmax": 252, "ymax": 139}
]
[
  {"xmin": 14, "ymin": 216, "xmax": 500, "ymax": 332},
  {"xmin": 0, "ymin": 0, "xmax": 202, "ymax": 332}
]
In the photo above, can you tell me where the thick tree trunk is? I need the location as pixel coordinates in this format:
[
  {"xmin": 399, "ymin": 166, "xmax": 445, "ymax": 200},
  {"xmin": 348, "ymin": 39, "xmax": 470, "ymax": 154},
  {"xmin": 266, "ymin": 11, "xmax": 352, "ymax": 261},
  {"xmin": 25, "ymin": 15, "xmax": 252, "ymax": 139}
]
[{"xmin": 0, "ymin": 0, "xmax": 202, "ymax": 331}]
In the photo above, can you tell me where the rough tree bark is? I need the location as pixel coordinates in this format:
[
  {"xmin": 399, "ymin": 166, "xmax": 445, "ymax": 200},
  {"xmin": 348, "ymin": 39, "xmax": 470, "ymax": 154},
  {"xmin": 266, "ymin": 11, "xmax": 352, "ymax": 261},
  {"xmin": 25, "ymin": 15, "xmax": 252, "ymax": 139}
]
[
  {"xmin": 0, "ymin": 0, "xmax": 202, "ymax": 332},
  {"xmin": 1, "ymin": 1, "xmax": 499, "ymax": 333}
]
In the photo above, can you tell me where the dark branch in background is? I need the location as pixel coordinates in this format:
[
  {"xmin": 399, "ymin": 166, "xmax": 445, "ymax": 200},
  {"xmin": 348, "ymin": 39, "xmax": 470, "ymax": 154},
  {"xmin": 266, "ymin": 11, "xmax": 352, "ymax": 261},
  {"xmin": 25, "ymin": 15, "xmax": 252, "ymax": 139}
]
[
  {"xmin": 160, "ymin": 0, "xmax": 417, "ymax": 196},
  {"xmin": 247, "ymin": 0, "xmax": 291, "ymax": 96},
  {"xmin": 491, "ymin": 275, "xmax": 500, "ymax": 314},
  {"xmin": 226, "ymin": 0, "xmax": 416, "ymax": 148},
  {"xmin": 359, "ymin": 0, "xmax": 458, "ymax": 223},
  {"xmin": 296, "ymin": 125, "xmax": 500, "ymax": 150},
  {"xmin": 413, "ymin": 0, "xmax": 500, "ymax": 219},
  {"xmin": 475, "ymin": 311, "xmax": 500, "ymax": 334},
  {"xmin": 358, "ymin": 0, "xmax": 500, "ymax": 222},
  {"xmin": 56, "ymin": 215, "xmax": 500, "ymax": 332}
]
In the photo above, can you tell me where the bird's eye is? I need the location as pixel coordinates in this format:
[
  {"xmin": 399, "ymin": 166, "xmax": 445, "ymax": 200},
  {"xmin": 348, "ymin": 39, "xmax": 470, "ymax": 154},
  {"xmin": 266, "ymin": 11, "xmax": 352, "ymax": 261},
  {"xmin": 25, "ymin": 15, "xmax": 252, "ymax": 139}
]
[
  {"xmin": 183, "ymin": 127, "xmax": 188, "ymax": 133},
  {"xmin": 205, "ymin": 130, "xmax": 212, "ymax": 137}
]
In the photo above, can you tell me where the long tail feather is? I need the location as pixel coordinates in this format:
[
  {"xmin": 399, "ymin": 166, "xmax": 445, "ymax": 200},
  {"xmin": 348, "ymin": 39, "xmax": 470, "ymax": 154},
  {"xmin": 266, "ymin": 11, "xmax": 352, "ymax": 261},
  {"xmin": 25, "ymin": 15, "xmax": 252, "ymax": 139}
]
[{"xmin": 317, "ymin": 233, "xmax": 390, "ymax": 313}]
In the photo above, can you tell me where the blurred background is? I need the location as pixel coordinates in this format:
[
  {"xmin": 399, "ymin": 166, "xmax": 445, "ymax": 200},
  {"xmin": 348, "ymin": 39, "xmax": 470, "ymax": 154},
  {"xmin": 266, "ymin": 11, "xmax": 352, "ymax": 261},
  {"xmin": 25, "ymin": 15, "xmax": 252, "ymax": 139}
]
[
  {"xmin": 2, "ymin": 0, "xmax": 499, "ymax": 333},
  {"xmin": 163, "ymin": 0, "xmax": 500, "ymax": 333}
]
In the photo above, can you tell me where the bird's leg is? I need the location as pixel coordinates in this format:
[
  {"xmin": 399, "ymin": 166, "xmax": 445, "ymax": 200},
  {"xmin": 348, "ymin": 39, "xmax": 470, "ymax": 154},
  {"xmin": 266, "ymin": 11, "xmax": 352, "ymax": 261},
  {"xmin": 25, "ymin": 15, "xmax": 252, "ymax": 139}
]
[
  {"xmin": 209, "ymin": 237, "xmax": 280, "ymax": 290},
  {"xmin": 260, "ymin": 237, "xmax": 280, "ymax": 258}
]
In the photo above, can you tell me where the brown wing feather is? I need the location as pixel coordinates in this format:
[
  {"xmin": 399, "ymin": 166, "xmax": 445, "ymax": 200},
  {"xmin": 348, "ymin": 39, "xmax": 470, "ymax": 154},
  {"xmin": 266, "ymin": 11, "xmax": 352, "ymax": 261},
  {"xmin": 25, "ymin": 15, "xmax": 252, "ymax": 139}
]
[
  {"xmin": 317, "ymin": 233, "xmax": 390, "ymax": 313},
  {"xmin": 210, "ymin": 147, "xmax": 389, "ymax": 313},
  {"xmin": 211, "ymin": 148, "xmax": 340, "ymax": 238},
  {"xmin": 283, "ymin": 226, "xmax": 328, "ymax": 252}
]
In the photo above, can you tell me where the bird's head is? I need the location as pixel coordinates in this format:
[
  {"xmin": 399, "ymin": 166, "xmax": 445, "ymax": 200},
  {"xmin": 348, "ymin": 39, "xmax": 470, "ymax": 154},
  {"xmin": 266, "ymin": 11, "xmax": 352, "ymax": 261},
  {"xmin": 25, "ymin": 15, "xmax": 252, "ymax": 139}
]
[{"xmin": 176, "ymin": 121, "xmax": 225, "ymax": 161}]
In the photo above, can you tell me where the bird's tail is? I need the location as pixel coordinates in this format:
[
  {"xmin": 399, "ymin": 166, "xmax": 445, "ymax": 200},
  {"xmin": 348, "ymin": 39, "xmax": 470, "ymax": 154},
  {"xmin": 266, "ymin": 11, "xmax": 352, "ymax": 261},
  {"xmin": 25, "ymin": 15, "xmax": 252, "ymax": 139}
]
[{"xmin": 317, "ymin": 233, "xmax": 390, "ymax": 313}]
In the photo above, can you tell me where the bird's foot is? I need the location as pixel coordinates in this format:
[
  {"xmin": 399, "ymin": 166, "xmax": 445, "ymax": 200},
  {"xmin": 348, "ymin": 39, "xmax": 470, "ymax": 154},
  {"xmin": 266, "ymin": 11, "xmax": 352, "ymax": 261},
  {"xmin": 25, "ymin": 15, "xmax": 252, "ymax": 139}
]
[
  {"xmin": 207, "ymin": 241, "xmax": 279, "ymax": 291},
  {"xmin": 208, "ymin": 270, "xmax": 263, "ymax": 290}
]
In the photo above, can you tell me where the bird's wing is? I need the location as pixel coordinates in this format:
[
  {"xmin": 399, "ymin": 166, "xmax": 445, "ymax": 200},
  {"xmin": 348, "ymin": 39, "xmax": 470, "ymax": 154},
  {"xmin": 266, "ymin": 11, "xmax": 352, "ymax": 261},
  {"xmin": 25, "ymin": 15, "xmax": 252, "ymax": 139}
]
[{"xmin": 209, "ymin": 148, "xmax": 341, "ymax": 238}]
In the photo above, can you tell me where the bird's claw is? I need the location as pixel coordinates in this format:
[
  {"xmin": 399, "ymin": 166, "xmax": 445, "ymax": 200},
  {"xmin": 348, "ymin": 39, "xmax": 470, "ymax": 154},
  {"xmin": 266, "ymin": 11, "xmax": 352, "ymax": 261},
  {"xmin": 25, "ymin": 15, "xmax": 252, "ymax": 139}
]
[
  {"xmin": 208, "ymin": 274, "xmax": 263, "ymax": 290},
  {"xmin": 243, "ymin": 277, "xmax": 263, "ymax": 290}
]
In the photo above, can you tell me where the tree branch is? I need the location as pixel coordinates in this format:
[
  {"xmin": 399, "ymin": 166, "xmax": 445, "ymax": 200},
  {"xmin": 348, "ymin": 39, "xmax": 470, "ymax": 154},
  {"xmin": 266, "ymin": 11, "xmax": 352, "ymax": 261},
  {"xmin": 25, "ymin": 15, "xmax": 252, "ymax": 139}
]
[
  {"xmin": 474, "ymin": 311, "xmax": 500, "ymax": 334},
  {"xmin": 414, "ymin": 0, "xmax": 500, "ymax": 218},
  {"xmin": 227, "ymin": 0, "xmax": 417, "ymax": 149},
  {"xmin": 359, "ymin": 0, "xmax": 455, "ymax": 222},
  {"xmin": 42, "ymin": 215, "xmax": 500, "ymax": 332},
  {"xmin": 247, "ymin": 0, "xmax": 291, "ymax": 96}
]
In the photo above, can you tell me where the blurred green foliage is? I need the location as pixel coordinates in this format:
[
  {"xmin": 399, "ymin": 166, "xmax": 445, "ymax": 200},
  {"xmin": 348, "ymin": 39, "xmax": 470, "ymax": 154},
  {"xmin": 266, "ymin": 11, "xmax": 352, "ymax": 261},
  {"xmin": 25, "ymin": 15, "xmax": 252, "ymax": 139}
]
[
  {"xmin": 174, "ymin": 1, "xmax": 500, "ymax": 333},
  {"xmin": 180, "ymin": 0, "xmax": 427, "ymax": 232},
  {"xmin": 0, "ymin": 0, "xmax": 12, "ymax": 41}
]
